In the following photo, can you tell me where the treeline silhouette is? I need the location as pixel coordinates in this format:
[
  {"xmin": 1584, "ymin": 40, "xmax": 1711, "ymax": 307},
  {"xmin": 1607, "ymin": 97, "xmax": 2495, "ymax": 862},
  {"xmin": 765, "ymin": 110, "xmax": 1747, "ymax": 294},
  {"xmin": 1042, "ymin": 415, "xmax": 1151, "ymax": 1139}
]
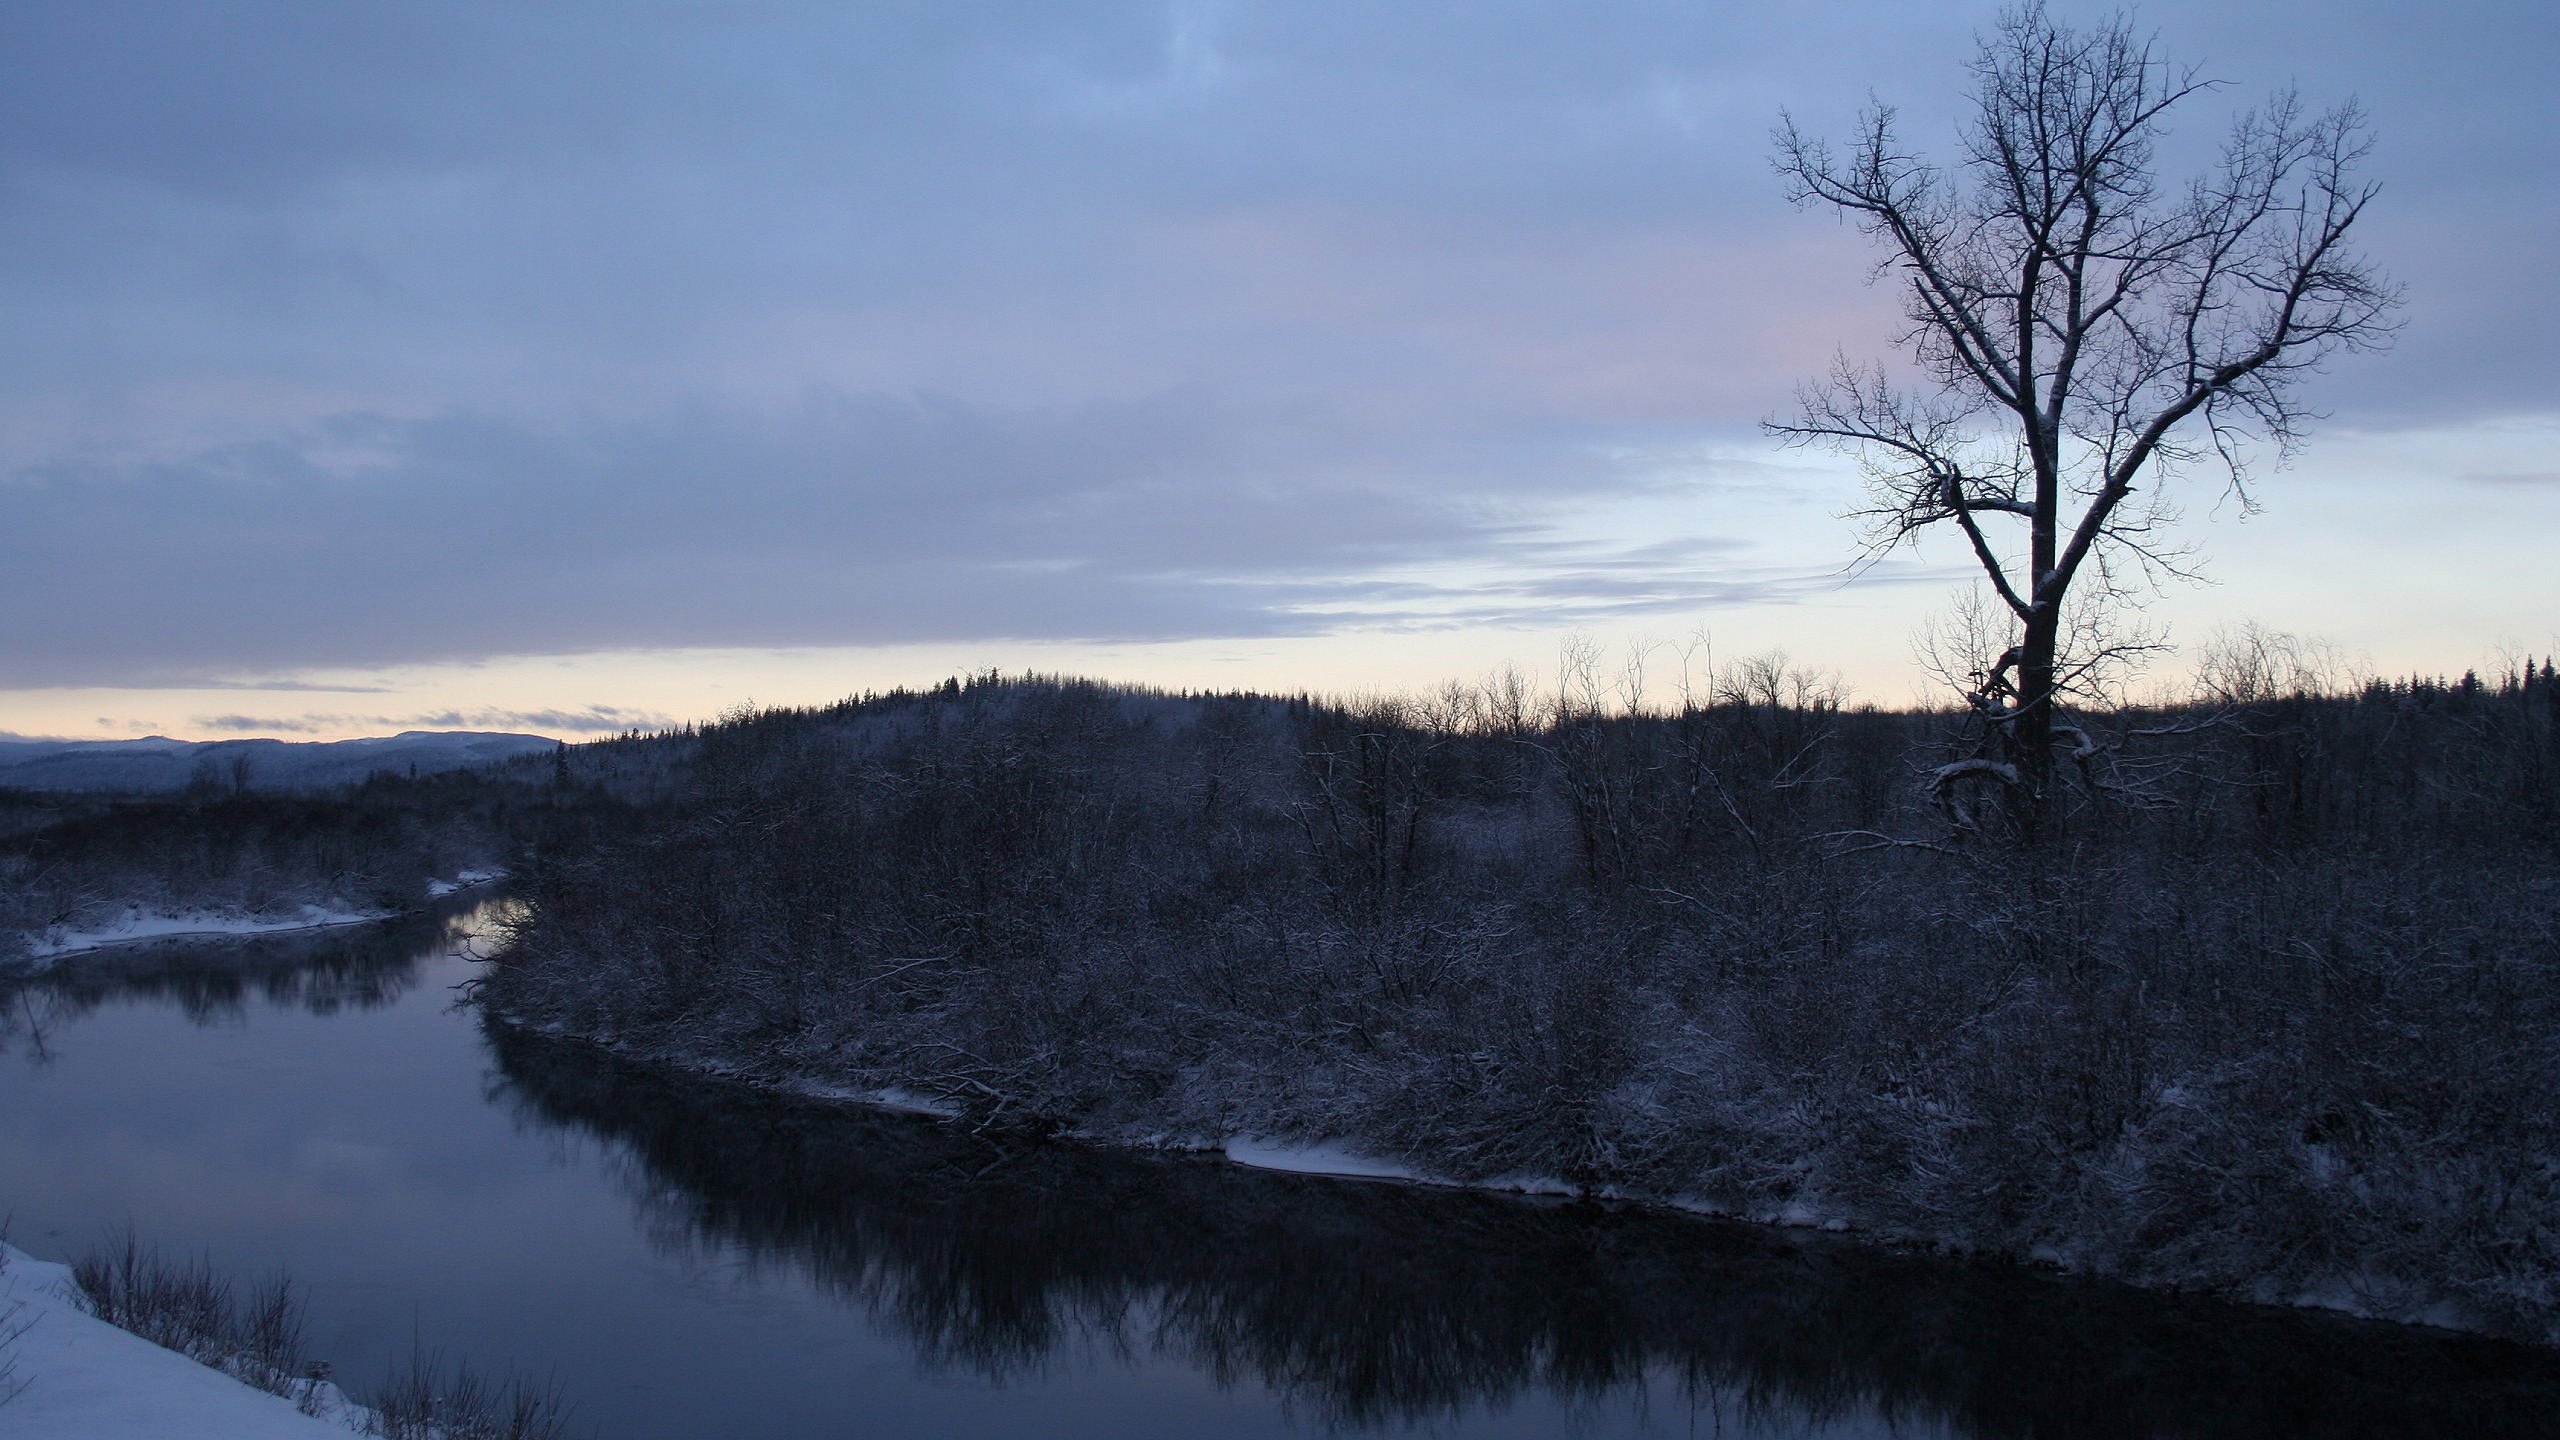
[{"xmin": 483, "ymin": 650, "xmax": 2560, "ymax": 1342}]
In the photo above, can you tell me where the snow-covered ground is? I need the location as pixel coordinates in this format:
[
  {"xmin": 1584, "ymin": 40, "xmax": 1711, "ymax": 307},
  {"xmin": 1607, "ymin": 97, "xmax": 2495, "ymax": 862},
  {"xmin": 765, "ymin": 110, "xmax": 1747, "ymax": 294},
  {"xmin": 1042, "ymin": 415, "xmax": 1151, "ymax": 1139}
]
[{"xmin": 0, "ymin": 1244, "xmax": 366, "ymax": 1439}]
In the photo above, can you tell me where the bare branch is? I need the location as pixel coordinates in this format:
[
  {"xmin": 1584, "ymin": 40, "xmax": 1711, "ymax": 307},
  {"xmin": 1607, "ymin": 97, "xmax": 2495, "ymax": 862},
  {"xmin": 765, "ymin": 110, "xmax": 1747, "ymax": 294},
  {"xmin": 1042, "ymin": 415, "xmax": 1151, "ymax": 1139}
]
[{"xmin": 1770, "ymin": 2, "xmax": 2395, "ymax": 812}]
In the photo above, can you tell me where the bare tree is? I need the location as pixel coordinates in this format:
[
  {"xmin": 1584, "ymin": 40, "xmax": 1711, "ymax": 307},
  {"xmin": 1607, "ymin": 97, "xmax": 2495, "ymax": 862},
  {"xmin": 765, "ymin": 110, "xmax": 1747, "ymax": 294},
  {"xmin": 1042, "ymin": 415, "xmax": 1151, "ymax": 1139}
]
[{"xmin": 1771, "ymin": 3, "xmax": 2396, "ymax": 820}]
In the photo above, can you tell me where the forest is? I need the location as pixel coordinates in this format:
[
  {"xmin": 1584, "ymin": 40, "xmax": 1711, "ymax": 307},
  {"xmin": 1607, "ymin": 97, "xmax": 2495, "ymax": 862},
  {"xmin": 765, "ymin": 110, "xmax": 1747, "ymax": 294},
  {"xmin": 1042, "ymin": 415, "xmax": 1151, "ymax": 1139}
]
[
  {"xmin": 442, "ymin": 644, "xmax": 2560, "ymax": 1342},
  {"xmin": 0, "ymin": 768, "xmax": 567, "ymax": 958},
  {"xmin": 8, "ymin": 639, "xmax": 2553, "ymax": 1340}
]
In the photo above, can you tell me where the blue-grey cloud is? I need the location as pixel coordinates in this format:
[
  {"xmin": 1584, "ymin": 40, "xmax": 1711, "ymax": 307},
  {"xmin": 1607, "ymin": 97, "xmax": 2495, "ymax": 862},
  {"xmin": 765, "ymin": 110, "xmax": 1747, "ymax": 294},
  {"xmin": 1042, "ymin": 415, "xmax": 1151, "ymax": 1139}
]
[
  {"xmin": 1, "ymin": 1, "xmax": 2549, "ymax": 691},
  {"xmin": 168, "ymin": 678, "xmax": 399, "ymax": 693},
  {"xmin": 402, "ymin": 706, "xmax": 681, "ymax": 734},
  {"xmin": 191, "ymin": 706, "xmax": 676, "ymax": 736},
  {"xmin": 3, "ymin": 392, "xmax": 1681, "ymax": 682},
  {"xmin": 196, "ymin": 714, "xmax": 327, "ymax": 734}
]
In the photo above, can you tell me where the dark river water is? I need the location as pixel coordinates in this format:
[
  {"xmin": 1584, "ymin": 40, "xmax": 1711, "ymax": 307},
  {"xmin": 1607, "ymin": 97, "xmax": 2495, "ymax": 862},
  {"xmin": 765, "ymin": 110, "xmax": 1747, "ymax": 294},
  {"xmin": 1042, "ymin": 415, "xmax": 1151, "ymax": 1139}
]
[{"xmin": 4, "ymin": 899, "xmax": 2556, "ymax": 1439}]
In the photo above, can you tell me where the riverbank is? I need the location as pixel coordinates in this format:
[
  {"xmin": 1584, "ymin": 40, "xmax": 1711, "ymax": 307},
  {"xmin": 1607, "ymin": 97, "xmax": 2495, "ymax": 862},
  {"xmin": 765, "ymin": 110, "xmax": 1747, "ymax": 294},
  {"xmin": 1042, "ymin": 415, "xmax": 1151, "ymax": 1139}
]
[
  {"xmin": 0, "ymin": 1242, "xmax": 365, "ymax": 1439},
  {"xmin": 480, "ymin": 1009, "xmax": 2532, "ymax": 1356},
  {"xmin": 0, "ymin": 1237, "xmax": 574, "ymax": 1440},
  {"xmin": 5, "ymin": 871, "xmax": 508, "ymax": 976}
]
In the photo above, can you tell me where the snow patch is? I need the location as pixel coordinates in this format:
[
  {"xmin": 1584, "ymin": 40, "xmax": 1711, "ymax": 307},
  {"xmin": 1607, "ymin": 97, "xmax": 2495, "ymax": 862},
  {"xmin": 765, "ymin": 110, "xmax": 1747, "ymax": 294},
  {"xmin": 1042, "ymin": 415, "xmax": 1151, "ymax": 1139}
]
[
  {"xmin": 424, "ymin": 867, "xmax": 507, "ymax": 899},
  {"xmin": 1219, "ymin": 1142, "xmax": 1583, "ymax": 1202},
  {"xmin": 1763, "ymin": 1202, "xmax": 1854, "ymax": 1232},
  {"xmin": 1481, "ymin": 1173, "xmax": 1579, "ymax": 1198},
  {"xmin": 786, "ymin": 1081, "xmax": 964, "ymax": 1119},
  {"xmin": 1223, "ymin": 1138, "xmax": 1420, "ymax": 1182},
  {"xmin": 25, "ymin": 905, "xmax": 390, "ymax": 963},
  {"xmin": 863, "ymin": 1086, "xmax": 965, "ymax": 1119}
]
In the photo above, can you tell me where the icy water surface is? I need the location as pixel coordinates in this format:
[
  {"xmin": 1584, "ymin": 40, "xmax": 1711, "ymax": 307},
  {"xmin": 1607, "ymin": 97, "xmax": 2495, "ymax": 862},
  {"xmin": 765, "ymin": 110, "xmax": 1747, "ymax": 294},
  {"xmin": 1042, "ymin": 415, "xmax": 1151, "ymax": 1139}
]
[{"xmin": 5, "ymin": 900, "xmax": 2557, "ymax": 1439}]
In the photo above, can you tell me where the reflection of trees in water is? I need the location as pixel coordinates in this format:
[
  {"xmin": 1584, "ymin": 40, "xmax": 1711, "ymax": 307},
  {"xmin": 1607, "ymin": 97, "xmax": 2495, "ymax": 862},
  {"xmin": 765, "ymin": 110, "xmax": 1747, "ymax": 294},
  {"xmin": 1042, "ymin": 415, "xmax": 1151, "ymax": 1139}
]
[
  {"xmin": 1, "ymin": 900, "xmax": 504, "ymax": 1055},
  {"xmin": 487, "ymin": 1026, "xmax": 2560, "ymax": 1438}
]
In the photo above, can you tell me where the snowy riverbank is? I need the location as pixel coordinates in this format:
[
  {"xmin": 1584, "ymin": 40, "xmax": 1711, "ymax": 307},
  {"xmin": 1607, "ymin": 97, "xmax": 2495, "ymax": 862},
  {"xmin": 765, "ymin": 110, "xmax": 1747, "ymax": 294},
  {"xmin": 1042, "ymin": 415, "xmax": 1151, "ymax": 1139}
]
[
  {"xmin": 488, "ymin": 1009, "xmax": 2546, "ymax": 1354},
  {"xmin": 6, "ymin": 871, "xmax": 508, "ymax": 974},
  {"xmin": 0, "ymin": 1243, "xmax": 368, "ymax": 1439},
  {"xmin": 21, "ymin": 905, "xmax": 394, "ymax": 965}
]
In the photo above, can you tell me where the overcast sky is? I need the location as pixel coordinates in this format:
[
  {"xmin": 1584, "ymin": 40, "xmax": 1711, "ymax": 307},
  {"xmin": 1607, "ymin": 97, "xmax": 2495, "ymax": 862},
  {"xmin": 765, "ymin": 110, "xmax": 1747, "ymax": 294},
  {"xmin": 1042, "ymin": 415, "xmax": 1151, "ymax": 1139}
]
[{"xmin": 5, "ymin": 0, "xmax": 2554, "ymax": 739}]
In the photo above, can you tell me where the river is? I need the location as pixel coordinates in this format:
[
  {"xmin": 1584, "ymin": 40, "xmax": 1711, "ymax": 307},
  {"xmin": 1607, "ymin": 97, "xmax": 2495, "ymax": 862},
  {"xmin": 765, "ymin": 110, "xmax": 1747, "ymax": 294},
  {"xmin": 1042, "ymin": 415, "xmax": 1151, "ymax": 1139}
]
[{"xmin": 4, "ymin": 899, "xmax": 2555, "ymax": 1438}]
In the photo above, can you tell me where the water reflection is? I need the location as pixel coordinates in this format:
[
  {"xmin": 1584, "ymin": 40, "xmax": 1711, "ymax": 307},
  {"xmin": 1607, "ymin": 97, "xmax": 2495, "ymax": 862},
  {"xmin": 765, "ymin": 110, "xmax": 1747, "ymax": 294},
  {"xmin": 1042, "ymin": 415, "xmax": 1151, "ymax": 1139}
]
[
  {"xmin": 2, "ymin": 898, "xmax": 510, "ymax": 1055},
  {"xmin": 487, "ymin": 1025, "xmax": 2560, "ymax": 1439}
]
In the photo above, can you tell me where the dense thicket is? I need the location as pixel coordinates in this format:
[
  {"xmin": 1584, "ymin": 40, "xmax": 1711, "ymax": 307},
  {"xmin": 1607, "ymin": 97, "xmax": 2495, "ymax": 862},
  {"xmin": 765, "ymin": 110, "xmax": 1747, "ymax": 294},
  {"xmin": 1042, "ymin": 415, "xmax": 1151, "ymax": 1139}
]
[{"xmin": 480, "ymin": 659, "xmax": 2559, "ymax": 1340}]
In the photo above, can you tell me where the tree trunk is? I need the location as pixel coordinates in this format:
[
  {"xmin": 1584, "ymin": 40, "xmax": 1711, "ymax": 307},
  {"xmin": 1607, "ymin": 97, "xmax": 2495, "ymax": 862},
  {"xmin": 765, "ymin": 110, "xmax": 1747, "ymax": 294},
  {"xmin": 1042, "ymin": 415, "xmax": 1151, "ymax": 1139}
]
[{"xmin": 2013, "ymin": 611, "xmax": 2060, "ymax": 830}]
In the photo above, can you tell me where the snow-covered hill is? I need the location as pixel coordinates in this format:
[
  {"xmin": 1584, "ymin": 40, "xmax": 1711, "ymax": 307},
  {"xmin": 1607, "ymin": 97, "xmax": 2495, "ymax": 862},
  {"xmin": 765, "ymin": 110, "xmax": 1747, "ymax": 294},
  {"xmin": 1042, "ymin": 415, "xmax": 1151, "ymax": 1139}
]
[{"xmin": 0, "ymin": 732, "xmax": 556, "ymax": 794}]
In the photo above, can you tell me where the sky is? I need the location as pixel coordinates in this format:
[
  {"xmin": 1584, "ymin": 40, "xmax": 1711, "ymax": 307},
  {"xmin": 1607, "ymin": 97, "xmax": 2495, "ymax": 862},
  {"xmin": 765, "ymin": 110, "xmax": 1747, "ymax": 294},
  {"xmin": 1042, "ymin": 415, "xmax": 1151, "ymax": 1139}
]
[{"xmin": 3, "ymin": 0, "xmax": 2554, "ymax": 741}]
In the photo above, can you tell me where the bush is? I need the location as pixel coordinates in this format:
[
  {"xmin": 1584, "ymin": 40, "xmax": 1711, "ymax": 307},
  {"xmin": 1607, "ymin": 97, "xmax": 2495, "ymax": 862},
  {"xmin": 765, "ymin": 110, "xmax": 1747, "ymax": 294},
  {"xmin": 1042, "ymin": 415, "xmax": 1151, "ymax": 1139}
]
[
  {"xmin": 367, "ymin": 1346, "xmax": 574, "ymax": 1440},
  {"xmin": 70, "ymin": 1230, "xmax": 580, "ymax": 1437},
  {"xmin": 74, "ymin": 1230, "xmax": 310, "ymax": 1404}
]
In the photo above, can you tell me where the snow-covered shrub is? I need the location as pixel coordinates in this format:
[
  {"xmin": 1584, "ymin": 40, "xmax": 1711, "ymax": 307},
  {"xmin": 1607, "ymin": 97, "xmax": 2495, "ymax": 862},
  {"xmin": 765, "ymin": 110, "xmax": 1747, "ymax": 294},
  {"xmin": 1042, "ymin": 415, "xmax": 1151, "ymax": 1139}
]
[{"xmin": 72, "ymin": 1231, "xmax": 309, "ymax": 1403}]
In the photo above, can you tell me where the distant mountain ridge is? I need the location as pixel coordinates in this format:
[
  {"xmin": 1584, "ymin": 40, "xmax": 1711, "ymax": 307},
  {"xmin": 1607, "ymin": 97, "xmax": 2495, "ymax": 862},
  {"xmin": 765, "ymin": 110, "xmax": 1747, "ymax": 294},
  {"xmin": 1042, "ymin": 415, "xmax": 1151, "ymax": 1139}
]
[{"xmin": 0, "ymin": 730, "xmax": 557, "ymax": 793}]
